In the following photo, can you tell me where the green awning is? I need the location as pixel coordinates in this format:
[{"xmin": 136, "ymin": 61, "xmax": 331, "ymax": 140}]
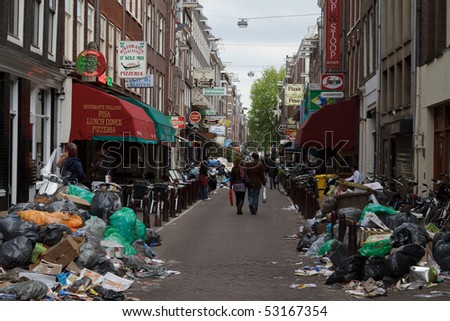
[{"xmin": 118, "ymin": 96, "xmax": 176, "ymax": 142}]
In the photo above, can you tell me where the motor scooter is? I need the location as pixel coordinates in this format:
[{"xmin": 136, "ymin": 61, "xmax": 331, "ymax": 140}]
[{"xmin": 36, "ymin": 149, "xmax": 65, "ymax": 196}]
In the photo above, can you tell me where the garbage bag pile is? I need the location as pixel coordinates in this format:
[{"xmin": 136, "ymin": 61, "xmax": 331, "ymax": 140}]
[
  {"xmin": 295, "ymin": 203, "xmax": 448, "ymax": 298},
  {"xmin": 0, "ymin": 197, "xmax": 167, "ymax": 301}
]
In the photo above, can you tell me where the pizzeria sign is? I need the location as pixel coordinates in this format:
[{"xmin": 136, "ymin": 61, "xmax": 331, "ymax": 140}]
[{"xmin": 118, "ymin": 41, "xmax": 147, "ymax": 79}]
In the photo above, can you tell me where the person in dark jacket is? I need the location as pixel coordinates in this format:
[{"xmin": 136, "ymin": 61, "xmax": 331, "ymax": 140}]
[
  {"xmin": 62, "ymin": 148, "xmax": 86, "ymax": 183},
  {"xmin": 244, "ymin": 152, "xmax": 266, "ymax": 215},
  {"xmin": 230, "ymin": 157, "xmax": 246, "ymax": 214},
  {"xmin": 198, "ymin": 162, "xmax": 210, "ymax": 200}
]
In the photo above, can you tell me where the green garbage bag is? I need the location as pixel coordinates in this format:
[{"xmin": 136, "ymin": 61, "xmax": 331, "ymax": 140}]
[
  {"xmin": 104, "ymin": 226, "xmax": 137, "ymax": 256},
  {"xmin": 108, "ymin": 207, "xmax": 138, "ymax": 244},
  {"xmin": 318, "ymin": 239, "xmax": 335, "ymax": 256},
  {"xmin": 360, "ymin": 203, "xmax": 397, "ymax": 221},
  {"xmin": 68, "ymin": 184, "xmax": 94, "ymax": 203},
  {"xmin": 31, "ymin": 242, "xmax": 47, "ymax": 263},
  {"xmin": 135, "ymin": 219, "xmax": 146, "ymax": 241},
  {"xmin": 359, "ymin": 239, "xmax": 393, "ymax": 257}
]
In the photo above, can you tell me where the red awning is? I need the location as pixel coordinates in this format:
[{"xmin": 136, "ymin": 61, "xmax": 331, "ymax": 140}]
[
  {"xmin": 70, "ymin": 83, "xmax": 158, "ymax": 144},
  {"xmin": 294, "ymin": 98, "xmax": 357, "ymax": 151}
]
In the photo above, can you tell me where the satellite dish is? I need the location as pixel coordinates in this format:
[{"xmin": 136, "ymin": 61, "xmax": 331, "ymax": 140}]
[{"xmin": 247, "ymin": 71, "xmax": 255, "ymax": 77}]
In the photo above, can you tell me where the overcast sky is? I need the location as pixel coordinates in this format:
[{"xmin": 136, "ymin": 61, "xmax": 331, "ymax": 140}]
[{"xmin": 200, "ymin": 0, "xmax": 321, "ymax": 108}]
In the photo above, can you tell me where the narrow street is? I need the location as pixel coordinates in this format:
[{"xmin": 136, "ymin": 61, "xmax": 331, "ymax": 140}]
[{"xmin": 128, "ymin": 187, "xmax": 312, "ymax": 301}]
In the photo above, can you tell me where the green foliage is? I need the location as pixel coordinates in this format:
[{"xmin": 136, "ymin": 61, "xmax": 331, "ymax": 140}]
[{"xmin": 247, "ymin": 67, "xmax": 285, "ymax": 150}]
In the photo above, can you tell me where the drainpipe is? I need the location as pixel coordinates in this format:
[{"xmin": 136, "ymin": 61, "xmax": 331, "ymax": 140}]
[
  {"xmin": 412, "ymin": 0, "xmax": 419, "ymax": 182},
  {"xmin": 375, "ymin": 0, "xmax": 382, "ymax": 175}
]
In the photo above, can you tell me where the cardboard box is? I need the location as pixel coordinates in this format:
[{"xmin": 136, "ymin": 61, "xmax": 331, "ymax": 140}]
[
  {"xmin": 316, "ymin": 222, "xmax": 329, "ymax": 235},
  {"xmin": 42, "ymin": 235, "xmax": 84, "ymax": 268},
  {"xmin": 31, "ymin": 260, "xmax": 63, "ymax": 275}
]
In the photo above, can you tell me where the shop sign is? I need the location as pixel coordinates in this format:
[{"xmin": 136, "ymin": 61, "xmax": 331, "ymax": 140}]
[
  {"xmin": 193, "ymin": 68, "xmax": 215, "ymax": 88},
  {"xmin": 202, "ymin": 87, "xmax": 226, "ymax": 96},
  {"xmin": 325, "ymin": 0, "xmax": 341, "ymax": 69},
  {"xmin": 76, "ymin": 49, "xmax": 107, "ymax": 78},
  {"xmin": 285, "ymin": 84, "xmax": 303, "ymax": 106},
  {"xmin": 168, "ymin": 116, "xmax": 185, "ymax": 129},
  {"xmin": 189, "ymin": 111, "xmax": 202, "ymax": 124},
  {"xmin": 203, "ymin": 116, "xmax": 226, "ymax": 127},
  {"xmin": 127, "ymin": 75, "xmax": 154, "ymax": 88},
  {"xmin": 118, "ymin": 41, "xmax": 147, "ymax": 79},
  {"xmin": 320, "ymin": 91, "xmax": 344, "ymax": 98},
  {"xmin": 321, "ymin": 73, "xmax": 344, "ymax": 91},
  {"xmin": 209, "ymin": 125, "xmax": 226, "ymax": 135}
]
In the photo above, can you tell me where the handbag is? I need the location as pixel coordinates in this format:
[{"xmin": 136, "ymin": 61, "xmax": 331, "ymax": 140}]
[{"xmin": 262, "ymin": 186, "xmax": 267, "ymax": 204}]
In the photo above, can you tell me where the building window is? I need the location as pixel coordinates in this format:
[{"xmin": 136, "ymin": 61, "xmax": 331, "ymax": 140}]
[
  {"xmin": 64, "ymin": 0, "xmax": 73, "ymax": 61},
  {"xmin": 87, "ymin": 4, "xmax": 94, "ymax": 43},
  {"xmin": 100, "ymin": 15, "xmax": 107, "ymax": 53},
  {"xmin": 8, "ymin": 0, "xmax": 24, "ymax": 46},
  {"xmin": 108, "ymin": 22, "xmax": 115, "ymax": 80},
  {"xmin": 158, "ymin": 74, "xmax": 164, "ymax": 112},
  {"xmin": 76, "ymin": 0, "xmax": 84, "ymax": 53},
  {"xmin": 116, "ymin": 28, "xmax": 122, "ymax": 84},
  {"xmin": 32, "ymin": 0, "xmax": 42, "ymax": 48},
  {"xmin": 118, "ymin": 0, "xmax": 122, "ymax": 5},
  {"xmin": 158, "ymin": 15, "xmax": 165, "ymax": 55},
  {"xmin": 48, "ymin": 0, "xmax": 58, "ymax": 60}
]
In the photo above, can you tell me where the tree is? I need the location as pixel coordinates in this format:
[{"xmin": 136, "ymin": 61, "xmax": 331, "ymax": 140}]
[{"xmin": 247, "ymin": 67, "xmax": 285, "ymax": 152}]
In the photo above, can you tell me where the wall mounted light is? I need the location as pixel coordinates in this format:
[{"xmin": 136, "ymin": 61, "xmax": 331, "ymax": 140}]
[{"xmin": 55, "ymin": 87, "xmax": 65, "ymax": 100}]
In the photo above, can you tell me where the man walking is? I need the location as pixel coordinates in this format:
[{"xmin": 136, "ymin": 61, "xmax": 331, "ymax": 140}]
[{"xmin": 245, "ymin": 153, "xmax": 266, "ymax": 215}]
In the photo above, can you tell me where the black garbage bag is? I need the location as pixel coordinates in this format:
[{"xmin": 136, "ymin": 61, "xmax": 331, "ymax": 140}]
[
  {"xmin": 328, "ymin": 240, "xmax": 349, "ymax": 267},
  {"xmin": 44, "ymin": 199, "xmax": 79, "ymax": 214},
  {"xmin": 38, "ymin": 223, "xmax": 72, "ymax": 246},
  {"xmin": 0, "ymin": 215, "xmax": 39, "ymax": 243},
  {"xmin": 337, "ymin": 207, "xmax": 362, "ymax": 222},
  {"xmin": 363, "ymin": 256, "xmax": 386, "ymax": 281},
  {"xmin": 382, "ymin": 244, "xmax": 425, "ymax": 280},
  {"xmin": 89, "ymin": 256, "xmax": 117, "ymax": 275},
  {"xmin": 145, "ymin": 228, "xmax": 161, "ymax": 246},
  {"xmin": 122, "ymin": 255, "xmax": 147, "ymax": 270},
  {"xmin": 0, "ymin": 236, "xmax": 34, "ymax": 269},
  {"xmin": 0, "ymin": 280, "xmax": 48, "ymax": 301},
  {"xmin": 132, "ymin": 239, "xmax": 155, "ymax": 258},
  {"xmin": 321, "ymin": 197, "xmax": 337, "ymax": 214},
  {"xmin": 90, "ymin": 191, "xmax": 122, "ymax": 220},
  {"xmin": 296, "ymin": 234, "xmax": 319, "ymax": 252},
  {"xmin": 95, "ymin": 286, "xmax": 125, "ymax": 301},
  {"xmin": 385, "ymin": 213, "xmax": 419, "ymax": 230},
  {"xmin": 76, "ymin": 235, "xmax": 104, "ymax": 268},
  {"xmin": 8, "ymin": 203, "xmax": 40, "ymax": 215},
  {"xmin": 432, "ymin": 231, "xmax": 450, "ymax": 271},
  {"xmin": 390, "ymin": 223, "xmax": 429, "ymax": 247},
  {"xmin": 325, "ymin": 255, "xmax": 366, "ymax": 285}
]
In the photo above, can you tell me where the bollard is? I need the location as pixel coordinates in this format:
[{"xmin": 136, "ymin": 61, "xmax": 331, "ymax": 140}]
[
  {"xmin": 143, "ymin": 198, "xmax": 151, "ymax": 228},
  {"xmin": 154, "ymin": 192, "xmax": 161, "ymax": 227},
  {"xmin": 181, "ymin": 185, "xmax": 187, "ymax": 209},
  {"xmin": 187, "ymin": 182, "xmax": 192, "ymax": 206},
  {"xmin": 193, "ymin": 180, "xmax": 198, "ymax": 202},
  {"xmin": 170, "ymin": 188, "xmax": 176, "ymax": 217},
  {"xmin": 338, "ymin": 214, "xmax": 346, "ymax": 242},
  {"xmin": 347, "ymin": 221, "xmax": 357, "ymax": 256},
  {"xmin": 162, "ymin": 189, "xmax": 169, "ymax": 222}
]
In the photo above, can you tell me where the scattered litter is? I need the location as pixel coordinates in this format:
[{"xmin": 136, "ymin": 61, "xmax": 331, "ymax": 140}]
[
  {"xmin": 345, "ymin": 278, "xmax": 386, "ymax": 298},
  {"xmin": 413, "ymin": 291, "xmax": 450, "ymax": 298},
  {"xmin": 282, "ymin": 205, "xmax": 298, "ymax": 211},
  {"xmin": 290, "ymin": 283, "xmax": 317, "ymax": 289}
]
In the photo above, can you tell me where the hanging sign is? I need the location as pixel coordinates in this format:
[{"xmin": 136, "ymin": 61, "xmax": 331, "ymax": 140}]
[{"xmin": 118, "ymin": 41, "xmax": 147, "ymax": 78}]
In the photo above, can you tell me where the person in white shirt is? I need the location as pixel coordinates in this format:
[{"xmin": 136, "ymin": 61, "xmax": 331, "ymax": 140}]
[{"xmin": 345, "ymin": 165, "xmax": 363, "ymax": 184}]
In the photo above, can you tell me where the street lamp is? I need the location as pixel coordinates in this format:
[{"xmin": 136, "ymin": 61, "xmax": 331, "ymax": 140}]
[{"xmin": 237, "ymin": 13, "xmax": 318, "ymax": 28}]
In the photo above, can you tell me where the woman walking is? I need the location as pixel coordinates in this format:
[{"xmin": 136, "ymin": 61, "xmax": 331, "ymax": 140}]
[{"xmin": 230, "ymin": 157, "xmax": 246, "ymax": 215}]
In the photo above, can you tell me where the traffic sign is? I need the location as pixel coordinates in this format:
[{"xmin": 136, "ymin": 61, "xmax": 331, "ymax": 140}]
[{"xmin": 189, "ymin": 111, "xmax": 202, "ymax": 124}]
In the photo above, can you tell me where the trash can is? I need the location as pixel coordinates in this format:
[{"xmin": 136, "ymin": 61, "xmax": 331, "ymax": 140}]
[{"xmin": 315, "ymin": 174, "xmax": 336, "ymax": 197}]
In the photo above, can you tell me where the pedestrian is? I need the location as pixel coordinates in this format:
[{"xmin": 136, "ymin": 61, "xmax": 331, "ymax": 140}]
[
  {"xmin": 199, "ymin": 162, "xmax": 210, "ymax": 200},
  {"xmin": 244, "ymin": 152, "xmax": 266, "ymax": 215},
  {"xmin": 345, "ymin": 165, "xmax": 363, "ymax": 184},
  {"xmin": 56, "ymin": 142, "xmax": 77, "ymax": 169},
  {"xmin": 267, "ymin": 156, "xmax": 278, "ymax": 189},
  {"xmin": 230, "ymin": 157, "xmax": 246, "ymax": 215},
  {"xmin": 62, "ymin": 148, "xmax": 86, "ymax": 183}
]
